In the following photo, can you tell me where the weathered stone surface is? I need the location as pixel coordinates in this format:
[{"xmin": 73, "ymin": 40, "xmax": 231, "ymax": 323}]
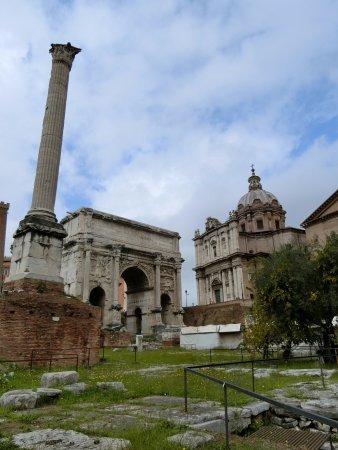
[
  {"xmin": 245, "ymin": 401, "xmax": 270, "ymax": 416},
  {"xmin": 191, "ymin": 419, "xmax": 225, "ymax": 433},
  {"xmin": 80, "ymin": 415, "xmax": 150, "ymax": 432},
  {"xmin": 270, "ymin": 415, "xmax": 284, "ymax": 426},
  {"xmin": 301, "ymin": 399, "xmax": 338, "ymax": 419},
  {"xmin": 0, "ymin": 389, "xmax": 37, "ymax": 409},
  {"xmin": 229, "ymin": 417, "xmax": 252, "ymax": 432},
  {"xmin": 313, "ymin": 420, "xmax": 331, "ymax": 432},
  {"xmin": 36, "ymin": 388, "xmax": 62, "ymax": 405},
  {"xmin": 282, "ymin": 419, "xmax": 298, "ymax": 428},
  {"xmin": 63, "ymin": 383, "xmax": 88, "ymax": 394},
  {"xmin": 97, "ymin": 382, "xmax": 127, "ymax": 392},
  {"xmin": 135, "ymin": 395, "xmax": 183, "ymax": 405},
  {"xmin": 167, "ymin": 431, "xmax": 214, "ymax": 449},
  {"xmin": 41, "ymin": 371, "xmax": 79, "ymax": 388},
  {"xmin": 12, "ymin": 428, "xmax": 130, "ymax": 449}
]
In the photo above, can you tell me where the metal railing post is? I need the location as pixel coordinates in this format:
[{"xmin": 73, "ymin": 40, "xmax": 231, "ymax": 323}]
[
  {"xmin": 223, "ymin": 383, "xmax": 230, "ymax": 449},
  {"xmin": 318, "ymin": 354, "xmax": 325, "ymax": 389},
  {"xmin": 49, "ymin": 352, "xmax": 52, "ymax": 371},
  {"xmin": 184, "ymin": 368, "xmax": 188, "ymax": 412},
  {"xmin": 134, "ymin": 345, "xmax": 137, "ymax": 363},
  {"xmin": 209, "ymin": 348, "xmax": 212, "ymax": 363},
  {"xmin": 87, "ymin": 348, "xmax": 91, "ymax": 367}
]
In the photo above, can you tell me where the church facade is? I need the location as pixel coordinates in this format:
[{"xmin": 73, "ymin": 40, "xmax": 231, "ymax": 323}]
[{"xmin": 193, "ymin": 168, "xmax": 306, "ymax": 305}]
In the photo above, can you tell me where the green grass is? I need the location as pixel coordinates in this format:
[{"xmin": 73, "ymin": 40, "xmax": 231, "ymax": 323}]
[{"xmin": 0, "ymin": 348, "xmax": 336, "ymax": 450}]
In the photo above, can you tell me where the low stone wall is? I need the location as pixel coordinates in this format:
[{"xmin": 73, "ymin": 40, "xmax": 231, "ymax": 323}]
[
  {"xmin": 101, "ymin": 329, "xmax": 132, "ymax": 347},
  {"xmin": 0, "ymin": 291, "xmax": 101, "ymax": 366}
]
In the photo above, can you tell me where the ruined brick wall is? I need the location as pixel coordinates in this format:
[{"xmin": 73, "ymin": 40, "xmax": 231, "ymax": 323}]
[
  {"xmin": 0, "ymin": 292, "xmax": 101, "ymax": 367},
  {"xmin": 183, "ymin": 301, "xmax": 252, "ymax": 327},
  {"xmin": 101, "ymin": 329, "xmax": 131, "ymax": 347}
]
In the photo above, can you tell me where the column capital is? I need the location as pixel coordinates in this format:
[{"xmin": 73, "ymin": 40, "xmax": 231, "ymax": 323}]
[
  {"xmin": 112, "ymin": 244, "xmax": 123, "ymax": 258},
  {"xmin": 175, "ymin": 258, "xmax": 184, "ymax": 270},
  {"xmin": 50, "ymin": 43, "xmax": 81, "ymax": 70},
  {"xmin": 154, "ymin": 252, "xmax": 162, "ymax": 264},
  {"xmin": 0, "ymin": 202, "xmax": 10, "ymax": 212}
]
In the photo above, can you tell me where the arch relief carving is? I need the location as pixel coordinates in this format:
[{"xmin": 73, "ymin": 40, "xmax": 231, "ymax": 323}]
[
  {"xmin": 160, "ymin": 266, "xmax": 175, "ymax": 292},
  {"xmin": 119, "ymin": 260, "xmax": 154, "ymax": 286},
  {"xmin": 92, "ymin": 255, "xmax": 112, "ymax": 283}
]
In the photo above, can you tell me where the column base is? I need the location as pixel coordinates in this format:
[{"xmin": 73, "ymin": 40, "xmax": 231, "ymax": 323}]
[{"xmin": 6, "ymin": 214, "xmax": 67, "ymax": 286}]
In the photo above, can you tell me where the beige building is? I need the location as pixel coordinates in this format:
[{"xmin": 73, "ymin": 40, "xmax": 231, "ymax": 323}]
[
  {"xmin": 193, "ymin": 168, "xmax": 305, "ymax": 305},
  {"xmin": 301, "ymin": 189, "xmax": 338, "ymax": 243}
]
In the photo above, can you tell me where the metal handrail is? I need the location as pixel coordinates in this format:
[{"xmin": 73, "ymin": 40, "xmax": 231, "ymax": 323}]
[{"xmin": 184, "ymin": 358, "xmax": 338, "ymax": 449}]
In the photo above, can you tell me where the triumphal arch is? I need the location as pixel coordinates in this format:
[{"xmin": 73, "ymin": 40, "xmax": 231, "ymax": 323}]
[{"xmin": 60, "ymin": 208, "xmax": 184, "ymax": 335}]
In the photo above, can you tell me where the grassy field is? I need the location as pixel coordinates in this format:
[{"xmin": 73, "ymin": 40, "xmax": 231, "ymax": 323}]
[{"xmin": 0, "ymin": 347, "xmax": 337, "ymax": 449}]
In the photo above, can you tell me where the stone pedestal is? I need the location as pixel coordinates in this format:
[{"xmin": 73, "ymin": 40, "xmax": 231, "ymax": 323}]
[
  {"xmin": 7, "ymin": 216, "xmax": 67, "ymax": 285},
  {"xmin": 5, "ymin": 43, "xmax": 80, "ymax": 288}
]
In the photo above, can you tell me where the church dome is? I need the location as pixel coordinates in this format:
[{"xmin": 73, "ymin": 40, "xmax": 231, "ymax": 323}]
[{"xmin": 238, "ymin": 167, "xmax": 280, "ymax": 208}]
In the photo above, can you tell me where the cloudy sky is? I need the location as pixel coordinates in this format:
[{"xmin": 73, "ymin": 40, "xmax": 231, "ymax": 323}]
[{"xmin": 1, "ymin": 0, "xmax": 338, "ymax": 304}]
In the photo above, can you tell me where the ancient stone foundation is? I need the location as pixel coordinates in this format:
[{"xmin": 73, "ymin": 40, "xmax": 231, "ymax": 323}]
[
  {"xmin": 101, "ymin": 329, "xmax": 132, "ymax": 347},
  {"xmin": 0, "ymin": 286, "xmax": 101, "ymax": 367},
  {"xmin": 183, "ymin": 301, "xmax": 251, "ymax": 327}
]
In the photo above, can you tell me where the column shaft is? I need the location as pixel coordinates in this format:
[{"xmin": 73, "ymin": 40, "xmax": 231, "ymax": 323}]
[
  {"xmin": 29, "ymin": 44, "xmax": 81, "ymax": 219},
  {"xmin": 175, "ymin": 264, "xmax": 182, "ymax": 308},
  {"xmin": 155, "ymin": 261, "xmax": 161, "ymax": 308}
]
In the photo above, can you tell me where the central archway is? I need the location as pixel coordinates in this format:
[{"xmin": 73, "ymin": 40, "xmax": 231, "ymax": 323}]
[{"xmin": 121, "ymin": 266, "xmax": 150, "ymax": 335}]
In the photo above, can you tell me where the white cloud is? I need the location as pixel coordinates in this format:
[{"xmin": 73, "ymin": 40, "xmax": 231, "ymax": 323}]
[{"xmin": 1, "ymin": 0, "xmax": 338, "ymax": 302}]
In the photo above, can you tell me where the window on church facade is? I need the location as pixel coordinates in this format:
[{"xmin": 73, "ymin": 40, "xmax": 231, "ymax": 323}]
[
  {"xmin": 241, "ymin": 223, "xmax": 246, "ymax": 232},
  {"xmin": 275, "ymin": 219, "xmax": 280, "ymax": 229},
  {"xmin": 213, "ymin": 246, "xmax": 217, "ymax": 257},
  {"xmin": 214, "ymin": 289, "xmax": 221, "ymax": 303},
  {"xmin": 256, "ymin": 219, "xmax": 264, "ymax": 230}
]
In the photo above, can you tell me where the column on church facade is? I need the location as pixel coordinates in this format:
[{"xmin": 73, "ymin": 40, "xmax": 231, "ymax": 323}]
[
  {"xmin": 221, "ymin": 269, "xmax": 226, "ymax": 302},
  {"xmin": 228, "ymin": 269, "xmax": 234, "ymax": 299},
  {"xmin": 237, "ymin": 266, "xmax": 244, "ymax": 299},
  {"xmin": 232, "ymin": 267, "xmax": 239, "ymax": 298}
]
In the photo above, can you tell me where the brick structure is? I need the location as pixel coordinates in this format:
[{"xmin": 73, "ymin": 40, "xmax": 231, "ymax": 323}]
[
  {"xmin": 0, "ymin": 290, "xmax": 101, "ymax": 366},
  {"xmin": 183, "ymin": 301, "xmax": 251, "ymax": 327},
  {"xmin": 0, "ymin": 202, "xmax": 9, "ymax": 290},
  {"xmin": 101, "ymin": 329, "xmax": 131, "ymax": 348}
]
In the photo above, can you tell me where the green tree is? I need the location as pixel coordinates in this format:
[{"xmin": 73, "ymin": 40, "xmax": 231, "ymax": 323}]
[
  {"xmin": 312, "ymin": 232, "xmax": 338, "ymax": 362},
  {"xmin": 244, "ymin": 237, "xmax": 337, "ymax": 360}
]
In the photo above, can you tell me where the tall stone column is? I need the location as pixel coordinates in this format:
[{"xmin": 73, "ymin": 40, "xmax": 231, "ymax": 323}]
[
  {"xmin": 0, "ymin": 202, "xmax": 9, "ymax": 290},
  {"xmin": 6, "ymin": 43, "xmax": 80, "ymax": 288},
  {"xmin": 28, "ymin": 43, "xmax": 81, "ymax": 220}
]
